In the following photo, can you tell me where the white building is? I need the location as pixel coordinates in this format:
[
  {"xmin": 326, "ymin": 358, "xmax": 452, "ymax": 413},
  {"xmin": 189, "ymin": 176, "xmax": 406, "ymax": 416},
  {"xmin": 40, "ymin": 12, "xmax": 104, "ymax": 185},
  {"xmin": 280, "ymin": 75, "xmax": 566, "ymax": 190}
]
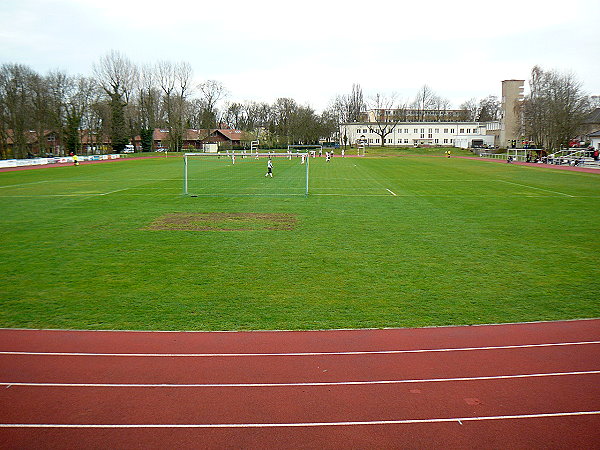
[
  {"xmin": 589, "ymin": 130, "xmax": 600, "ymax": 151},
  {"xmin": 340, "ymin": 121, "xmax": 499, "ymax": 148}
]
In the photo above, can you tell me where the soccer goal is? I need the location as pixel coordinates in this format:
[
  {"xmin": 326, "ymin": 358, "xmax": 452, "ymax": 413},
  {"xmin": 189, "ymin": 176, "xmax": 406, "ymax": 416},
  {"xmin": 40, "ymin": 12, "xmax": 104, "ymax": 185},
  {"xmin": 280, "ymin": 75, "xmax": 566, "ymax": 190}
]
[
  {"xmin": 183, "ymin": 152, "xmax": 309, "ymax": 196},
  {"xmin": 287, "ymin": 145, "xmax": 322, "ymax": 156}
]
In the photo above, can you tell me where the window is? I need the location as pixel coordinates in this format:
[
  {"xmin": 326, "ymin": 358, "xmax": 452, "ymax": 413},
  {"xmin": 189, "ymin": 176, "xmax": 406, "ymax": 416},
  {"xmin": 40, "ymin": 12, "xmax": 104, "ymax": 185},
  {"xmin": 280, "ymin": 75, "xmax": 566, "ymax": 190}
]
[
  {"xmin": 460, "ymin": 128, "xmax": 464, "ymax": 133},
  {"xmin": 450, "ymin": 139, "xmax": 454, "ymax": 143},
  {"xmin": 398, "ymin": 129, "xmax": 402, "ymax": 133},
  {"xmin": 404, "ymin": 129, "xmax": 409, "ymax": 133},
  {"xmin": 387, "ymin": 139, "xmax": 392, "ymax": 143},
  {"xmin": 428, "ymin": 134, "xmax": 432, "ymax": 139},
  {"xmin": 451, "ymin": 129, "xmax": 455, "ymax": 133},
  {"xmin": 466, "ymin": 129, "xmax": 471, "ymax": 133},
  {"xmin": 435, "ymin": 129, "xmax": 439, "ymax": 133},
  {"xmin": 428, "ymin": 128, "xmax": 432, "ymax": 133},
  {"xmin": 444, "ymin": 128, "xmax": 448, "ymax": 133},
  {"xmin": 376, "ymin": 139, "xmax": 380, "ymax": 143},
  {"xmin": 47, "ymin": 136, "xmax": 55, "ymax": 142},
  {"xmin": 434, "ymin": 139, "xmax": 439, "ymax": 143},
  {"xmin": 420, "ymin": 133, "xmax": 425, "ymax": 139},
  {"xmin": 398, "ymin": 139, "xmax": 402, "ymax": 144},
  {"xmin": 414, "ymin": 128, "xmax": 418, "ymax": 133},
  {"xmin": 421, "ymin": 128, "xmax": 425, "ymax": 133},
  {"xmin": 404, "ymin": 139, "xmax": 409, "ymax": 144},
  {"xmin": 443, "ymin": 138, "xmax": 448, "ymax": 143}
]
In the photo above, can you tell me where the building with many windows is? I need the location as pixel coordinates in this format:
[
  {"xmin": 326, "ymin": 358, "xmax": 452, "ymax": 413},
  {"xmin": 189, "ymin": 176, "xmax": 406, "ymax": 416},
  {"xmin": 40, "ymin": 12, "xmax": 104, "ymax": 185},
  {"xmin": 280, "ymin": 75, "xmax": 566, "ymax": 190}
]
[
  {"xmin": 340, "ymin": 121, "xmax": 499, "ymax": 148},
  {"xmin": 340, "ymin": 80, "xmax": 521, "ymax": 149}
]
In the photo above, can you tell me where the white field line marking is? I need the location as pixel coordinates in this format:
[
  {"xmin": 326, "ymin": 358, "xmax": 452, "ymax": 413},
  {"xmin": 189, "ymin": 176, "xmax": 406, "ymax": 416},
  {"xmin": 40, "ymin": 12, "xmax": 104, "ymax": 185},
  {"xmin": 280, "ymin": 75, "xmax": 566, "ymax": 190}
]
[
  {"xmin": 386, "ymin": 188, "xmax": 397, "ymax": 196},
  {"xmin": 0, "ymin": 180, "xmax": 50, "ymax": 189},
  {"xmin": 0, "ymin": 411, "xmax": 598, "ymax": 428},
  {"xmin": 2, "ymin": 370, "xmax": 598, "ymax": 388},
  {"xmin": 1, "ymin": 340, "xmax": 598, "ymax": 358},
  {"xmin": 307, "ymin": 193, "xmax": 578, "ymax": 198},
  {"xmin": 0, "ymin": 193, "xmax": 104, "ymax": 198},
  {"xmin": 99, "ymin": 188, "xmax": 129, "ymax": 195},
  {"xmin": 0, "ymin": 193, "xmax": 180, "ymax": 198},
  {"xmin": 497, "ymin": 180, "xmax": 574, "ymax": 197}
]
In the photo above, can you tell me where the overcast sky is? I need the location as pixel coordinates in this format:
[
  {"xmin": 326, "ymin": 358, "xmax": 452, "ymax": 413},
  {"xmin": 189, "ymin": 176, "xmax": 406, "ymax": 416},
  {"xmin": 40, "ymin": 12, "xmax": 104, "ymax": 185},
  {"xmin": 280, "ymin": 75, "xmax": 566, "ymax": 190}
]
[{"xmin": 1, "ymin": 0, "xmax": 599, "ymax": 112}]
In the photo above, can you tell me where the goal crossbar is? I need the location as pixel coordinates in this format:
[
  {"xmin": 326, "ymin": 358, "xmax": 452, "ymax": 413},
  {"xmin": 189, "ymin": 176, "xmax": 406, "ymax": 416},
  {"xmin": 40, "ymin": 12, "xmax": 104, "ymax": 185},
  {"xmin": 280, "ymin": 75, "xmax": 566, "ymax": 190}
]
[{"xmin": 287, "ymin": 145, "xmax": 322, "ymax": 151}]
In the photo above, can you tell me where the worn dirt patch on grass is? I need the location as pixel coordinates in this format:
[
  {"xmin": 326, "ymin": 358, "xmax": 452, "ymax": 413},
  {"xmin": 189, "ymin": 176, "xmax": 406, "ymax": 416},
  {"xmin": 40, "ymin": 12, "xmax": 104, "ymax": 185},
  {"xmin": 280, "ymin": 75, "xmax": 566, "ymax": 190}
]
[{"xmin": 147, "ymin": 212, "xmax": 297, "ymax": 231}]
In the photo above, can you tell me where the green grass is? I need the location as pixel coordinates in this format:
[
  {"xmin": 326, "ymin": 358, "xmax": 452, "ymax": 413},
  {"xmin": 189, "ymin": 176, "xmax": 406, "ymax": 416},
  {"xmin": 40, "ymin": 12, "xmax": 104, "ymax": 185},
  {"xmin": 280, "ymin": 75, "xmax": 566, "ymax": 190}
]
[{"xmin": 1, "ymin": 152, "xmax": 599, "ymax": 331}]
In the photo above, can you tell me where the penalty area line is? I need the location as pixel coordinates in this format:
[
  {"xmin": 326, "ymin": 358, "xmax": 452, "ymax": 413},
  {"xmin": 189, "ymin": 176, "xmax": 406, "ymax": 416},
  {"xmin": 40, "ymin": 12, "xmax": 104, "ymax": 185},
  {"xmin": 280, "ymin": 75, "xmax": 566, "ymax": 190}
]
[{"xmin": 386, "ymin": 188, "xmax": 397, "ymax": 196}]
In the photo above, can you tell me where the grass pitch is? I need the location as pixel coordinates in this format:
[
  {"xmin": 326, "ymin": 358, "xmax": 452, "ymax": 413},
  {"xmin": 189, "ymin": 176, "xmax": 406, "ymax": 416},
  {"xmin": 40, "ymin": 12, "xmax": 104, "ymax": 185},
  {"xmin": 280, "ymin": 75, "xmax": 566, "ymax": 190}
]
[{"xmin": 1, "ymin": 153, "xmax": 599, "ymax": 330}]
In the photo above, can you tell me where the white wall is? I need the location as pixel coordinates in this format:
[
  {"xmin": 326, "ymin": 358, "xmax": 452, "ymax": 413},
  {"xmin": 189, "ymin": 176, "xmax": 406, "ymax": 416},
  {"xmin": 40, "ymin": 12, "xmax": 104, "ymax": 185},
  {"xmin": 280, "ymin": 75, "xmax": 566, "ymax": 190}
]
[{"xmin": 340, "ymin": 122, "xmax": 493, "ymax": 147}]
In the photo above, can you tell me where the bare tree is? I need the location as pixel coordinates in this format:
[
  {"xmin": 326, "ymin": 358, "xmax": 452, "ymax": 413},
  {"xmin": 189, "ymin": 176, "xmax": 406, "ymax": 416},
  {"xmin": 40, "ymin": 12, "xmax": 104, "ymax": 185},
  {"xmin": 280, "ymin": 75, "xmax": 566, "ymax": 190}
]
[
  {"xmin": 459, "ymin": 98, "xmax": 479, "ymax": 121},
  {"xmin": 367, "ymin": 93, "xmax": 402, "ymax": 147},
  {"xmin": 197, "ymin": 80, "xmax": 227, "ymax": 129},
  {"xmin": 520, "ymin": 66, "xmax": 590, "ymax": 150},
  {"xmin": 430, "ymin": 94, "xmax": 452, "ymax": 121},
  {"xmin": 93, "ymin": 50, "xmax": 137, "ymax": 152},
  {"xmin": 155, "ymin": 61, "xmax": 193, "ymax": 150},
  {"xmin": 136, "ymin": 64, "xmax": 161, "ymax": 151},
  {"xmin": 64, "ymin": 76, "xmax": 98, "ymax": 154},
  {"xmin": 411, "ymin": 85, "xmax": 436, "ymax": 121},
  {"xmin": 328, "ymin": 83, "xmax": 365, "ymax": 124},
  {"xmin": 478, "ymin": 96, "xmax": 501, "ymax": 122},
  {"xmin": 0, "ymin": 64, "xmax": 39, "ymax": 158}
]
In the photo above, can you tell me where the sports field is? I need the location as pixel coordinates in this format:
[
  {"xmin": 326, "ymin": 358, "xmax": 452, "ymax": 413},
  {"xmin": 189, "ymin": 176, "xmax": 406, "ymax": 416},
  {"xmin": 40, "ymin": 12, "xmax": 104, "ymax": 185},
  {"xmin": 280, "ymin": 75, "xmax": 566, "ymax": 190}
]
[{"xmin": 1, "ymin": 153, "xmax": 599, "ymax": 330}]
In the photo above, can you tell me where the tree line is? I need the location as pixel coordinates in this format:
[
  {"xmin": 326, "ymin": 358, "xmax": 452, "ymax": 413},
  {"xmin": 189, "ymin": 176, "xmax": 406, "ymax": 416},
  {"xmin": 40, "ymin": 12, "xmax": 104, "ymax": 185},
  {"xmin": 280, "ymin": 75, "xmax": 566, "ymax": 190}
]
[
  {"xmin": 0, "ymin": 51, "xmax": 339, "ymax": 158},
  {"xmin": 0, "ymin": 51, "xmax": 596, "ymax": 158}
]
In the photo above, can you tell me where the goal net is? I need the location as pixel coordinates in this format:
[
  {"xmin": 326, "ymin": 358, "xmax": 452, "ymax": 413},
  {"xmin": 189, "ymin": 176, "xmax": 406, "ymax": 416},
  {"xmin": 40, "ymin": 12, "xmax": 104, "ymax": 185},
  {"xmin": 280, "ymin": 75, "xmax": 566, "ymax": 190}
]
[{"xmin": 183, "ymin": 152, "xmax": 309, "ymax": 196}]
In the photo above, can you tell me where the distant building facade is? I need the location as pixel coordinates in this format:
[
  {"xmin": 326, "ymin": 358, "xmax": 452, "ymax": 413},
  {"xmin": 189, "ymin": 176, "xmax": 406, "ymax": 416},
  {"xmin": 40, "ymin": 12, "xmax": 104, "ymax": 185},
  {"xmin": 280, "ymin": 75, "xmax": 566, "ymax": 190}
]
[
  {"xmin": 339, "ymin": 80, "xmax": 524, "ymax": 149},
  {"xmin": 340, "ymin": 121, "xmax": 498, "ymax": 148}
]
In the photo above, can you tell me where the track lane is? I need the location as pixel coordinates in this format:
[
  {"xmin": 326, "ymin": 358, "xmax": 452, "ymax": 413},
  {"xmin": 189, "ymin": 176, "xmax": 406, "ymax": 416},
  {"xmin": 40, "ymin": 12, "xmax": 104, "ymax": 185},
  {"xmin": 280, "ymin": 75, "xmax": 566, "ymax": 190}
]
[
  {"xmin": 1, "ymin": 344, "xmax": 598, "ymax": 384},
  {"xmin": 1, "ymin": 319, "xmax": 598, "ymax": 354},
  {"xmin": 1, "ymin": 415, "xmax": 599, "ymax": 449},
  {"xmin": 0, "ymin": 374, "xmax": 598, "ymax": 425},
  {"xmin": 0, "ymin": 320, "xmax": 598, "ymax": 448}
]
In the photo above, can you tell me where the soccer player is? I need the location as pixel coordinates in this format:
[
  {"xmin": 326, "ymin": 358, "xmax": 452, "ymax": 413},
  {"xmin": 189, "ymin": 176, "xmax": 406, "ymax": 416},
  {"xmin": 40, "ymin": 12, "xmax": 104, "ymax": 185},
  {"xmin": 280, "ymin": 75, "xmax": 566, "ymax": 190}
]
[{"xmin": 265, "ymin": 158, "xmax": 273, "ymax": 177}]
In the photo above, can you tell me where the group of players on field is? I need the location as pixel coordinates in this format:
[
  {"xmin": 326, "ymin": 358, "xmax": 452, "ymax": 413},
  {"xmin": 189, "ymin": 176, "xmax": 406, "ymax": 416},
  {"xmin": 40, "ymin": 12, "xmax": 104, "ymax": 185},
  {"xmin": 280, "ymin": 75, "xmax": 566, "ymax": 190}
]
[{"xmin": 264, "ymin": 151, "xmax": 334, "ymax": 177}]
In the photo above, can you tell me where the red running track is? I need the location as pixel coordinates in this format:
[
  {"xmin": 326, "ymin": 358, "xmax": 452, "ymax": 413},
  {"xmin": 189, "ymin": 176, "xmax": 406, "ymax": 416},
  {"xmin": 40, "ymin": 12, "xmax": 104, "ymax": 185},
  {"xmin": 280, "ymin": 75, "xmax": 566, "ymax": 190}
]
[{"xmin": 0, "ymin": 319, "xmax": 599, "ymax": 448}]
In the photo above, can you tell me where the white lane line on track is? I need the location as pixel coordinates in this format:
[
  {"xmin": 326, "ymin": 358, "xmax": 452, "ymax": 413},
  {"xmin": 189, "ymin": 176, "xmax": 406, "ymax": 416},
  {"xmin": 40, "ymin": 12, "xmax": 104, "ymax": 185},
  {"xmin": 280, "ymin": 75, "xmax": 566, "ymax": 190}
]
[
  {"xmin": 1, "ymin": 340, "xmax": 598, "ymax": 357},
  {"xmin": 1, "ymin": 370, "xmax": 598, "ymax": 388},
  {"xmin": 1, "ymin": 411, "xmax": 599, "ymax": 428}
]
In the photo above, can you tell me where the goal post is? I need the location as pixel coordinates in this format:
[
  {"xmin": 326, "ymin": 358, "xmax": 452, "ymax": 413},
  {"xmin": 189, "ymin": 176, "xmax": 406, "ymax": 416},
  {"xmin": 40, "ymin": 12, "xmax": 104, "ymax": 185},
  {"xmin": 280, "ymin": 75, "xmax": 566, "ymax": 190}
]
[{"xmin": 183, "ymin": 152, "xmax": 309, "ymax": 197}]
